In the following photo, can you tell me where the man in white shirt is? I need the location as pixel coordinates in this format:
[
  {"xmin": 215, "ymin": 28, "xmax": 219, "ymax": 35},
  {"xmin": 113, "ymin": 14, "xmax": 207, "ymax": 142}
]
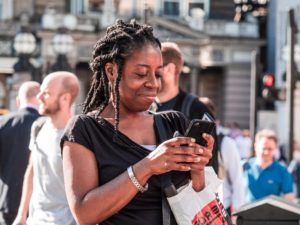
[{"xmin": 13, "ymin": 72, "xmax": 80, "ymax": 225}]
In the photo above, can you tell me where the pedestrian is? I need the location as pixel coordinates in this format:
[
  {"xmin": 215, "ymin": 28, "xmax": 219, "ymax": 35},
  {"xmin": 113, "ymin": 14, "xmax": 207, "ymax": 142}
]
[
  {"xmin": 151, "ymin": 41, "xmax": 218, "ymax": 173},
  {"xmin": 12, "ymin": 72, "xmax": 80, "ymax": 225},
  {"xmin": 243, "ymin": 129, "xmax": 294, "ymax": 203},
  {"xmin": 61, "ymin": 19, "xmax": 214, "ymax": 225},
  {"xmin": 0, "ymin": 81, "xmax": 40, "ymax": 225},
  {"xmin": 229, "ymin": 122, "xmax": 243, "ymax": 140},
  {"xmin": 238, "ymin": 129, "xmax": 252, "ymax": 160},
  {"xmin": 288, "ymin": 140, "xmax": 300, "ymax": 201}
]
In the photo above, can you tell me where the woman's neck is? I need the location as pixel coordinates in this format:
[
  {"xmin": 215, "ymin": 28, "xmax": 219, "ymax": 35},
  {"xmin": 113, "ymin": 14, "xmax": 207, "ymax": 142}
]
[{"xmin": 102, "ymin": 103, "xmax": 149, "ymax": 119}]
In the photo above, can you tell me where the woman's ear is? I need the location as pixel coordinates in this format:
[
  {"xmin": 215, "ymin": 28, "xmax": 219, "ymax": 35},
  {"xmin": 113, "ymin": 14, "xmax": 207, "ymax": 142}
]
[{"xmin": 105, "ymin": 62, "xmax": 118, "ymax": 82}]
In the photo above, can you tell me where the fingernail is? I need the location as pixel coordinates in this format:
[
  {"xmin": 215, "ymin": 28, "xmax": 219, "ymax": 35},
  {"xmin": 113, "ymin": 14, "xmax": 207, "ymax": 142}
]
[
  {"xmin": 195, "ymin": 157, "xmax": 201, "ymax": 162},
  {"xmin": 197, "ymin": 148, "xmax": 203, "ymax": 154},
  {"xmin": 191, "ymin": 138, "xmax": 196, "ymax": 142}
]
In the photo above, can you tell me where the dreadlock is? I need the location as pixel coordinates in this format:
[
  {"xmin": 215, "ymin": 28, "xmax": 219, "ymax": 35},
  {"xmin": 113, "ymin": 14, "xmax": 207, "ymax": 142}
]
[{"xmin": 83, "ymin": 19, "xmax": 161, "ymax": 134}]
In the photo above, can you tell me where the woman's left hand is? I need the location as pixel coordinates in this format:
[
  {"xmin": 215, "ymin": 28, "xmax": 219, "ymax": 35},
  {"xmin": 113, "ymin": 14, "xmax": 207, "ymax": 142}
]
[{"xmin": 189, "ymin": 133, "xmax": 214, "ymax": 172}]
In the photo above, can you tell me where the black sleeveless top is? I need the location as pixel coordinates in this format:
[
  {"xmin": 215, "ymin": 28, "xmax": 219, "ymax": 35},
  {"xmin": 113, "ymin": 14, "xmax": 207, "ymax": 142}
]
[{"xmin": 61, "ymin": 111, "xmax": 189, "ymax": 225}]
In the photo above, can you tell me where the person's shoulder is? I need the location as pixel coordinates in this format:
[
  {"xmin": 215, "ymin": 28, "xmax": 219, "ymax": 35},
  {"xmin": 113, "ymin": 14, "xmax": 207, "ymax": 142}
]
[
  {"xmin": 22, "ymin": 106, "xmax": 39, "ymax": 113},
  {"xmin": 0, "ymin": 111, "xmax": 22, "ymax": 128},
  {"xmin": 222, "ymin": 135, "xmax": 234, "ymax": 143},
  {"xmin": 189, "ymin": 97, "xmax": 215, "ymax": 121},
  {"xmin": 272, "ymin": 160, "xmax": 289, "ymax": 171},
  {"xmin": 222, "ymin": 135, "xmax": 238, "ymax": 148},
  {"xmin": 242, "ymin": 157, "xmax": 255, "ymax": 170},
  {"xmin": 31, "ymin": 116, "xmax": 48, "ymax": 129},
  {"xmin": 67, "ymin": 113, "xmax": 94, "ymax": 126},
  {"xmin": 66, "ymin": 113, "xmax": 106, "ymax": 131},
  {"xmin": 0, "ymin": 113, "xmax": 14, "ymax": 126}
]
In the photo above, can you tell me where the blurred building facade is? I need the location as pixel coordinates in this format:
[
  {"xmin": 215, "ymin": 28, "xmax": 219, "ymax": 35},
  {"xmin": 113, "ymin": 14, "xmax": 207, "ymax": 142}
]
[{"xmin": 0, "ymin": 0, "xmax": 264, "ymax": 128}]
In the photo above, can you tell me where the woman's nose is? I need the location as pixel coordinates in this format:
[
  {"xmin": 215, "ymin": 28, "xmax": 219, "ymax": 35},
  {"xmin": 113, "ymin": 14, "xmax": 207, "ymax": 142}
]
[{"xmin": 146, "ymin": 74, "xmax": 160, "ymax": 88}]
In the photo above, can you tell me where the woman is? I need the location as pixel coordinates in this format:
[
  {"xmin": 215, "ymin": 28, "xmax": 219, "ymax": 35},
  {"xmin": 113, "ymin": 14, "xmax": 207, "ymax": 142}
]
[{"xmin": 61, "ymin": 20, "xmax": 214, "ymax": 225}]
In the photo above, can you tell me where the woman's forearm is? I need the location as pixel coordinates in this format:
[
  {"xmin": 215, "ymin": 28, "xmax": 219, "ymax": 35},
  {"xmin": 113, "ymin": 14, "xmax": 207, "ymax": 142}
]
[{"xmin": 65, "ymin": 158, "xmax": 152, "ymax": 225}]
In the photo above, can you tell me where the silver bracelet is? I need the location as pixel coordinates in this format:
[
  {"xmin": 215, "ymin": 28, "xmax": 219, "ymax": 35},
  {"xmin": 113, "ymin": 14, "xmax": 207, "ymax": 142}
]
[{"xmin": 127, "ymin": 166, "xmax": 148, "ymax": 193}]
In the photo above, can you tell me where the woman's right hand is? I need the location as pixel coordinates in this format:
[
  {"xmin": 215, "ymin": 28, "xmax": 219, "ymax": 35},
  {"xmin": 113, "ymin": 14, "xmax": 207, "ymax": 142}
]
[{"xmin": 146, "ymin": 136, "xmax": 203, "ymax": 175}]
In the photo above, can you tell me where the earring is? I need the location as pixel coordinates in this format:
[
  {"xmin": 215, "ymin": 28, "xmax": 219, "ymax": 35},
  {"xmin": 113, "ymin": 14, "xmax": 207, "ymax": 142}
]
[
  {"xmin": 109, "ymin": 82, "xmax": 112, "ymax": 93},
  {"xmin": 109, "ymin": 82, "xmax": 116, "ymax": 108}
]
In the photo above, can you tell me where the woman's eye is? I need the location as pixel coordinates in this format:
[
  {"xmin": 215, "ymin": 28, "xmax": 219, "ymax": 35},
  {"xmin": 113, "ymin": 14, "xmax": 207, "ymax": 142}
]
[
  {"xmin": 155, "ymin": 73, "xmax": 162, "ymax": 78},
  {"xmin": 136, "ymin": 73, "xmax": 147, "ymax": 77}
]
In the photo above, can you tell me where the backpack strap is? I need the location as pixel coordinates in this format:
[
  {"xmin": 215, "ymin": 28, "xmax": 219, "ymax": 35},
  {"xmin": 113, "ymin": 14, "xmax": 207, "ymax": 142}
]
[
  {"xmin": 154, "ymin": 114, "xmax": 177, "ymax": 225},
  {"xmin": 155, "ymin": 114, "xmax": 168, "ymax": 142},
  {"xmin": 155, "ymin": 114, "xmax": 178, "ymax": 195},
  {"xmin": 181, "ymin": 93, "xmax": 197, "ymax": 119},
  {"xmin": 32, "ymin": 117, "xmax": 47, "ymax": 145}
]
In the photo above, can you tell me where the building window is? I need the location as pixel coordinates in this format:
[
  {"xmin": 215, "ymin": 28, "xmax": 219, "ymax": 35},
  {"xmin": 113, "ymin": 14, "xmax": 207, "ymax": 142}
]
[
  {"xmin": 187, "ymin": 0, "xmax": 209, "ymax": 18},
  {"xmin": 88, "ymin": 0, "xmax": 105, "ymax": 13},
  {"xmin": 161, "ymin": 0, "xmax": 209, "ymax": 19},
  {"xmin": 0, "ymin": 0, "xmax": 13, "ymax": 20},
  {"xmin": 188, "ymin": 2, "xmax": 204, "ymax": 16},
  {"xmin": 0, "ymin": 0, "xmax": 2, "ymax": 19},
  {"xmin": 163, "ymin": 0, "xmax": 180, "ymax": 16},
  {"xmin": 70, "ymin": 0, "xmax": 117, "ymax": 14},
  {"xmin": 70, "ymin": 0, "xmax": 86, "ymax": 14}
]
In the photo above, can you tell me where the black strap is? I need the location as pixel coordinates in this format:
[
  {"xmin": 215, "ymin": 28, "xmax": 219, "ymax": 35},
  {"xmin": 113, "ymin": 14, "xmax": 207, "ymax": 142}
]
[
  {"xmin": 155, "ymin": 114, "xmax": 168, "ymax": 141},
  {"xmin": 155, "ymin": 114, "xmax": 173, "ymax": 225}
]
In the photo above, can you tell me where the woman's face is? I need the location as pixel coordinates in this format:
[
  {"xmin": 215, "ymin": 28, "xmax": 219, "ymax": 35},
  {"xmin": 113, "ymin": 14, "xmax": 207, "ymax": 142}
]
[{"xmin": 118, "ymin": 44, "xmax": 163, "ymax": 112}]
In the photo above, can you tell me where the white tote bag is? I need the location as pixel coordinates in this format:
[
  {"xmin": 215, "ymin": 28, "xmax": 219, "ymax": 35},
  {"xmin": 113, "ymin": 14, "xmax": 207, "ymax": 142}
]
[{"xmin": 166, "ymin": 167, "xmax": 232, "ymax": 225}]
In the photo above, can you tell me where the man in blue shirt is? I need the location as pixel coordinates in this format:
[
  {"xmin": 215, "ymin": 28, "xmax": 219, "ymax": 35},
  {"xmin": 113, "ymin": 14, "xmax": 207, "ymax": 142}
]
[{"xmin": 243, "ymin": 129, "xmax": 294, "ymax": 203}]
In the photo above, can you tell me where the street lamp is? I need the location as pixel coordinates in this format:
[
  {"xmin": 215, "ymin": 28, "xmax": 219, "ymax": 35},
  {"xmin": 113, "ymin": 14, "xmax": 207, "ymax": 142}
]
[
  {"xmin": 50, "ymin": 29, "xmax": 74, "ymax": 72},
  {"xmin": 10, "ymin": 29, "xmax": 37, "ymax": 111},
  {"xmin": 13, "ymin": 30, "xmax": 36, "ymax": 73},
  {"xmin": 233, "ymin": 0, "xmax": 269, "ymax": 22}
]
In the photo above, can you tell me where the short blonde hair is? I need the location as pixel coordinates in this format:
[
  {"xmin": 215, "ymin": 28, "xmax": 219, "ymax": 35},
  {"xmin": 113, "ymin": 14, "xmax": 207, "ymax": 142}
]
[
  {"xmin": 255, "ymin": 129, "xmax": 277, "ymax": 144},
  {"xmin": 161, "ymin": 42, "xmax": 183, "ymax": 76},
  {"xmin": 18, "ymin": 81, "xmax": 40, "ymax": 103}
]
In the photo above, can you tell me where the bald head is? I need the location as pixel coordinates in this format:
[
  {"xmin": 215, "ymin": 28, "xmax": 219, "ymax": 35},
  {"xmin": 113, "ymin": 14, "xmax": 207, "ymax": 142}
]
[
  {"xmin": 43, "ymin": 71, "xmax": 80, "ymax": 104},
  {"xmin": 161, "ymin": 42, "xmax": 184, "ymax": 76},
  {"xmin": 17, "ymin": 81, "xmax": 40, "ymax": 107}
]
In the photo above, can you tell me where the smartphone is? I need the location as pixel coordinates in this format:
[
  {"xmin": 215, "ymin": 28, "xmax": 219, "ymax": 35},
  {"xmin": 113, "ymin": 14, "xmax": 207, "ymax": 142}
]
[{"xmin": 184, "ymin": 119, "xmax": 216, "ymax": 147}]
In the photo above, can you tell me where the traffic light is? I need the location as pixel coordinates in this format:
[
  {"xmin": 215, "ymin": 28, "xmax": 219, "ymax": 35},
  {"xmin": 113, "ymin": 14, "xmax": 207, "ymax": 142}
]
[
  {"xmin": 262, "ymin": 73, "xmax": 277, "ymax": 100},
  {"xmin": 261, "ymin": 73, "xmax": 277, "ymax": 110}
]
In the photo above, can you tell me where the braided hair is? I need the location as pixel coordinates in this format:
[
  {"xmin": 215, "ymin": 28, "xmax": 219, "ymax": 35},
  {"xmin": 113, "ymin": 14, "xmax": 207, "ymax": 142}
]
[{"xmin": 83, "ymin": 19, "xmax": 161, "ymax": 133}]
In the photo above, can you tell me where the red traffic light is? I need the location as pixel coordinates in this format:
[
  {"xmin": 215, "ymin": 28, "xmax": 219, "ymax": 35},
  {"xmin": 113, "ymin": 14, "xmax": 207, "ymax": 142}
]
[{"xmin": 263, "ymin": 73, "xmax": 275, "ymax": 88}]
